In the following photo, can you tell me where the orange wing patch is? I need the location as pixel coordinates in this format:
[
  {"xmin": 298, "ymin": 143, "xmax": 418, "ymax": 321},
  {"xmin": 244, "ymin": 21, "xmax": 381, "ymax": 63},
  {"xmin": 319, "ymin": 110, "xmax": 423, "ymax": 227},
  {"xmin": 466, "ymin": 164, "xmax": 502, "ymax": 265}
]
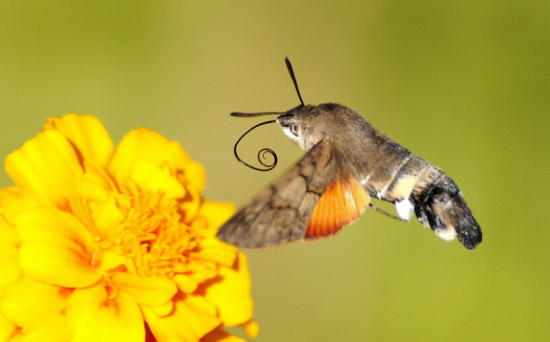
[{"xmin": 305, "ymin": 177, "xmax": 371, "ymax": 240}]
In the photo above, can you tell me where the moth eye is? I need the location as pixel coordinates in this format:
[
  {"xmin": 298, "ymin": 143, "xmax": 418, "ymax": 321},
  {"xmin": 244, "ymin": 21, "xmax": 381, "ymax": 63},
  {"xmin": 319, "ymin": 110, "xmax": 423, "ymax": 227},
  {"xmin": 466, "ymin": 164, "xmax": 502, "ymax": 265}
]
[{"xmin": 290, "ymin": 124, "xmax": 299, "ymax": 137}]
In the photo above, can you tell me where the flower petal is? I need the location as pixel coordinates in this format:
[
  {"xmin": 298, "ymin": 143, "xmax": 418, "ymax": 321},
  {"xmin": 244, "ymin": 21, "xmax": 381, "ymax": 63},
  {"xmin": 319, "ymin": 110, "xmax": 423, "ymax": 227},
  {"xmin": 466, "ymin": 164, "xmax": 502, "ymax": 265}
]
[
  {"xmin": 5, "ymin": 130, "xmax": 83, "ymax": 208},
  {"xmin": 145, "ymin": 301, "xmax": 174, "ymax": 317},
  {"xmin": 197, "ymin": 200, "xmax": 235, "ymax": 234},
  {"xmin": 109, "ymin": 129, "xmax": 179, "ymax": 182},
  {"xmin": 0, "ymin": 187, "xmax": 23, "ymax": 222},
  {"xmin": 128, "ymin": 158, "xmax": 185, "ymax": 199},
  {"xmin": 0, "ymin": 214, "xmax": 20, "ymax": 288},
  {"xmin": 173, "ymin": 274, "xmax": 199, "ymax": 293},
  {"xmin": 191, "ymin": 237, "xmax": 237, "ymax": 268},
  {"xmin": 109, "ymin": 128, "xmax": 205, "ymax": 192},
  {"xmin": 44, "ymin": 114, "xmax": 114, "ymax": 167},
  {"xmin": 183, "ymin": 160, "xmax": 206, "ymax": 193},
  {"xmin": 144, "ymin": 293, "xmax": 220, "ymax": 342},
  {"xmin": 0, "ymin": 310, "xmax": 21, "ymax": 342},
  {"xmin": 180, "ymin": 186, "xmax": 202, "ymax": 223},
  {"xmin": 15, "ymin": 206, "xmax": 100, "ymax": 288},
  {"xmin": 0, "ymin": 276, "xmax": 72, "ymax": 341},
  {"xmin": 201, "ymin": 328, "xmax": 248, "ymax": 342},
  {"xmin": 112, "ymin": 272, "xmax": 177, "ymax": 307},
  {"xmin": 90, "ymin": 196, "xmax": 125, "ymax": 238},
  {"xmin": 67, "ymin": 283, "xmax": 143, "ymax": 342},
  {"xmin": 198, "ymin": 253, "xmax": 253, "ymax": 327},
  {"xmin": 240, "ymin": 319, "xmax": 259, "ymax": 338}
]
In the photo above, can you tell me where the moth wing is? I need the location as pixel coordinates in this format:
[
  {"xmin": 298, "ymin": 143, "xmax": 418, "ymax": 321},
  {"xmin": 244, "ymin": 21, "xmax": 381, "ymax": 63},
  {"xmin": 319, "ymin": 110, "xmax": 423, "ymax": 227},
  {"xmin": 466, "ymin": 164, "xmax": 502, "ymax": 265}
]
[
  {"xmin": 217, "ymin": 140, "xmax": 372, "ymax": 248},
  {"xmin": 304, "ymin": 175, "xmax": 370, "ymax": 240},
  {"xmin": 216, "ymin": 140, "xmax": 336, "ymax": 248}
]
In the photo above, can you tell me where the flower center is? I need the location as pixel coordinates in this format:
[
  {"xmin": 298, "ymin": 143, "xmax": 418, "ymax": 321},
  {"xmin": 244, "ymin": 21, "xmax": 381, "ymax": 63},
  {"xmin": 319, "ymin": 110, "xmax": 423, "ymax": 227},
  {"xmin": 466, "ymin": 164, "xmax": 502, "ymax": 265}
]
[
  {"xmin": 90, "ymin": 186, "xmax": 200, "ymax": 279},
  {"xmin": 124, "ymin": 191, "xmax": 198, "ymax": 277}
]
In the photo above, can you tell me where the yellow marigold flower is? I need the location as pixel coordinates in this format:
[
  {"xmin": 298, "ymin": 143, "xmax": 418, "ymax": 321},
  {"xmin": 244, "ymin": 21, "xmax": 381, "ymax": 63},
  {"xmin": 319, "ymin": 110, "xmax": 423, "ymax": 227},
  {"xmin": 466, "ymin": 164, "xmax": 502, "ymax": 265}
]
[{"xmin": 0, "ymin": 114, "xmax": 257, "ymax": 342}]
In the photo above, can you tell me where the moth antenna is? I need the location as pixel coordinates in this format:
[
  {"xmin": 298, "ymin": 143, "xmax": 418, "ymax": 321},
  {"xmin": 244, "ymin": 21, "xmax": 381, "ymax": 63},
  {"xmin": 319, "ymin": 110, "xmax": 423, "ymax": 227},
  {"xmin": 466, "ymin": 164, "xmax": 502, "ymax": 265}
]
[
  {"xmin": 369, "ymin": 203, "xmax": 406, "ymax": 222},
  {"xmin": 285, "ymin": 57, "xmax": 305, "ymax": 106},
  {"xmin": 231, "ymin": 112, "xmax": 281, "ymax": 117},
  {"xmin": 234, "ymin": 119, "xmax": 279, "ymax": 171}
]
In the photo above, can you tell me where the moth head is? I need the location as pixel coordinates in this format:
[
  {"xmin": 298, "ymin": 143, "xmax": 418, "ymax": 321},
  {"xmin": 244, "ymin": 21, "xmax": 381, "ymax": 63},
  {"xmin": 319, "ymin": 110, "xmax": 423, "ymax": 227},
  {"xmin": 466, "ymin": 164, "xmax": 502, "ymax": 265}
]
[{"xmin": 277, "ymin": 103, "xmax": 351, "ymax": 151}]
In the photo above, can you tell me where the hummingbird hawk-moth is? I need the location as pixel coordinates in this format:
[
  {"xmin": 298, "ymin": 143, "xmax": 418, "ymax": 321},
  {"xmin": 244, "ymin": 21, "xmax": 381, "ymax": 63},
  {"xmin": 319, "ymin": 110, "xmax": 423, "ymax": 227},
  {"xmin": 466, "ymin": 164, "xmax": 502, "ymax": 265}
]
[{"xmin": 216, "ymin": 58, "xmax": 482, "ymax": 249}]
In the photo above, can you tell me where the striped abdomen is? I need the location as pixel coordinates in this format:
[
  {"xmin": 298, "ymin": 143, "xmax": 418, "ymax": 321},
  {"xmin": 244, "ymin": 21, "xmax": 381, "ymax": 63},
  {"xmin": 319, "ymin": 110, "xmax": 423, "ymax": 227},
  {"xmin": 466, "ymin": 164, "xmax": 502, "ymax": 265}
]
[{"xmin": 359, "ymin": 139, "xmax": 482, "ymax": 249}]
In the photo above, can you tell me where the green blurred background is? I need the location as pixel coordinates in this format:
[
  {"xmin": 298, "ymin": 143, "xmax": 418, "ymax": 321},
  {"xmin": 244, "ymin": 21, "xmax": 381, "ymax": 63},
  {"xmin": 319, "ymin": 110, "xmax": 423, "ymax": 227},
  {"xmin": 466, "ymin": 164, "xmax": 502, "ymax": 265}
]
[{"xmin": 1, "ymin": 1, "xmax": 549, "ymax": 341}]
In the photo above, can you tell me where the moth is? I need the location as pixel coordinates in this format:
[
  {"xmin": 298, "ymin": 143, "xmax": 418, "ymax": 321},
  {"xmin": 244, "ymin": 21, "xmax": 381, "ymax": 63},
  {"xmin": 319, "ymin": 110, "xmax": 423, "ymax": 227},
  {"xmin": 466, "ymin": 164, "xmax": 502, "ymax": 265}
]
[{"xmin": 217, "ymin": 58, "xmax": 482, "ymax": 249}]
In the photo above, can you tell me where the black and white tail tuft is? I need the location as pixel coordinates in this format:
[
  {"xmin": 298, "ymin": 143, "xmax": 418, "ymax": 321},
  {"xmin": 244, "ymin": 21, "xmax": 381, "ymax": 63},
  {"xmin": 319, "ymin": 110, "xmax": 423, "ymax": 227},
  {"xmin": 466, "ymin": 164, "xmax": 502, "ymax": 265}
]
[{"xmin": 412, "ymin": 176, "xmax": 482, "ymax": 249}]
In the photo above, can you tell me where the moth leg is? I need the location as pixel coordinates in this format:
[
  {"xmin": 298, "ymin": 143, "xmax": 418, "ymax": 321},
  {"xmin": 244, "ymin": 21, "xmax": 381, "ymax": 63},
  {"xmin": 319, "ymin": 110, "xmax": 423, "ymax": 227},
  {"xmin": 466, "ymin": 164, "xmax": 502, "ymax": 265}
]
[{"xmin": 369, "ymin": 203, "xmax": 406, "ymax": 222}]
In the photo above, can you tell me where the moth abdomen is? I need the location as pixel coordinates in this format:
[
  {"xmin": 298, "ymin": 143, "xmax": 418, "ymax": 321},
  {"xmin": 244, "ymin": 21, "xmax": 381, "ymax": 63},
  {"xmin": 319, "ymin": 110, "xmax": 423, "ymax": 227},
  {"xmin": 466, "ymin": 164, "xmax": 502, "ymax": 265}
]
[
  {"xmin": 361, "ymin": 147, "xmax": 482, "ymax": 249},
  {"xmin": 411, "ymin": 172, "xmax": 482, "ymax": 249}
]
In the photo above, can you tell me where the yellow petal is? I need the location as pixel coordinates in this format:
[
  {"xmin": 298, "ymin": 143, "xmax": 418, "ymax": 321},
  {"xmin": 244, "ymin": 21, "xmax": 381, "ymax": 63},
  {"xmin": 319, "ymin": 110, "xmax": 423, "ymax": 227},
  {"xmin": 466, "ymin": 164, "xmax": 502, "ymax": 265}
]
[
  {"xmin": 173, "ymin": 274, "xmax": 199, "ymax": 293},
  {"xmin": 5, "ymin": 130, "xmax": 83, "ymax": 208},
  {"xmin": 188, "ymin": 263, "xmax": 219, "ymax": 284},
  {"xmin": 0, "ymin": 214, "xmax": 21, "ymax": 288},
  {"xmin": 241, "ymin": 319, "xmax": 259, "ymax": 338},
  {"xmin": 0, "ymin": 276, "xmax": 71, "ymax": 341},
  {"xmin": 146, "ymin": 301, "xmax": 174, "ymax": 317},
  {"xmin": 143, "ymin": 294, "xmax": 220, "ymax": 342},
  {"xmin": 67, "ymin": 284, "xmax": 143, "ymax": 342},
  {"xmin": 78, "ymin": 164, "xmax": 112, "ymax": 202},
  {"xmin": 197, "ymin": 199, "xmax": 235, "ymax": 233},
  {"xmin": 15, "ymin": 206, "xmax": 100, "ymax": 288},
  {"xmin": 128, "ymin": 158, "xmax": 185, "ymax": 198},
  {"xmin": 180, "ymin": 186, "xmax": 202, "ymax": 223},
  {"xmin": 109, "ymin": 128, "xmax": 178, "ymax": 183},
  {"xmin": 96, "ymin": 250, "xmax": 126, "ymax": 271},
  {"xmin": 191, "ymin": 237, "xmax": 237, "ymax": 268},
  {"xmin": 199, "ymin": 253, "xmax": 253, "ymax": 327},
  {"xmin": 15, "ymin": 316, "xmax": 71, "ymax": 342},
  {"xmin": 183, "ymin": 160, "xmax": 206, "ymax": 193},
  {"xmin": 201, "ymin": 328, "xmax": 248, "ymax": 342},
  {"xmin": 0, "ymin": 187, "xmax": 23, "ymax": 222},
  {"xmin": 151, "ymin": 136, "xmax": 205, "ymax": 191},
  {"xmin": 109, "ymin": 128, "xmax": 205, "ymax": 191},
  {"xmin": 44, "ymin": 114, "xmax": 115, "ymax": 167},
  {"xmin": 0, "ymin": 310, "xmax": 21, "ymax": 342},
  {"xmin": 112, "ymin": 272, "xmax": 177, "ymax": 307},
  {"xmin": 89, "ymin": 195, "xmax": 125, "ymax": 238}
]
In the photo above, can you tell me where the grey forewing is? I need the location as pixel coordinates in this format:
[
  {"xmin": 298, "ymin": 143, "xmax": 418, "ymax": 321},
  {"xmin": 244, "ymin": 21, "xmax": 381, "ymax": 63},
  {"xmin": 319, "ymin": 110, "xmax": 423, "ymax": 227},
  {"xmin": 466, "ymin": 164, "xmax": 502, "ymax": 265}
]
[{"xmin": 216, "ymin": 140, "xmax": 336, "ymax": 248}]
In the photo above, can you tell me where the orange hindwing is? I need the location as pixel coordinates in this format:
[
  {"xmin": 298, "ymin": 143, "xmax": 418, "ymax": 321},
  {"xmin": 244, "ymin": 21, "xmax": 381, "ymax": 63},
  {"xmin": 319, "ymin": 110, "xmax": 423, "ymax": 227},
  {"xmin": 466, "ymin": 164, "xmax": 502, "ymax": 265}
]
[{"xmin": 305, "ymin": 176, "xmax": 371, "ymax": 240}]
